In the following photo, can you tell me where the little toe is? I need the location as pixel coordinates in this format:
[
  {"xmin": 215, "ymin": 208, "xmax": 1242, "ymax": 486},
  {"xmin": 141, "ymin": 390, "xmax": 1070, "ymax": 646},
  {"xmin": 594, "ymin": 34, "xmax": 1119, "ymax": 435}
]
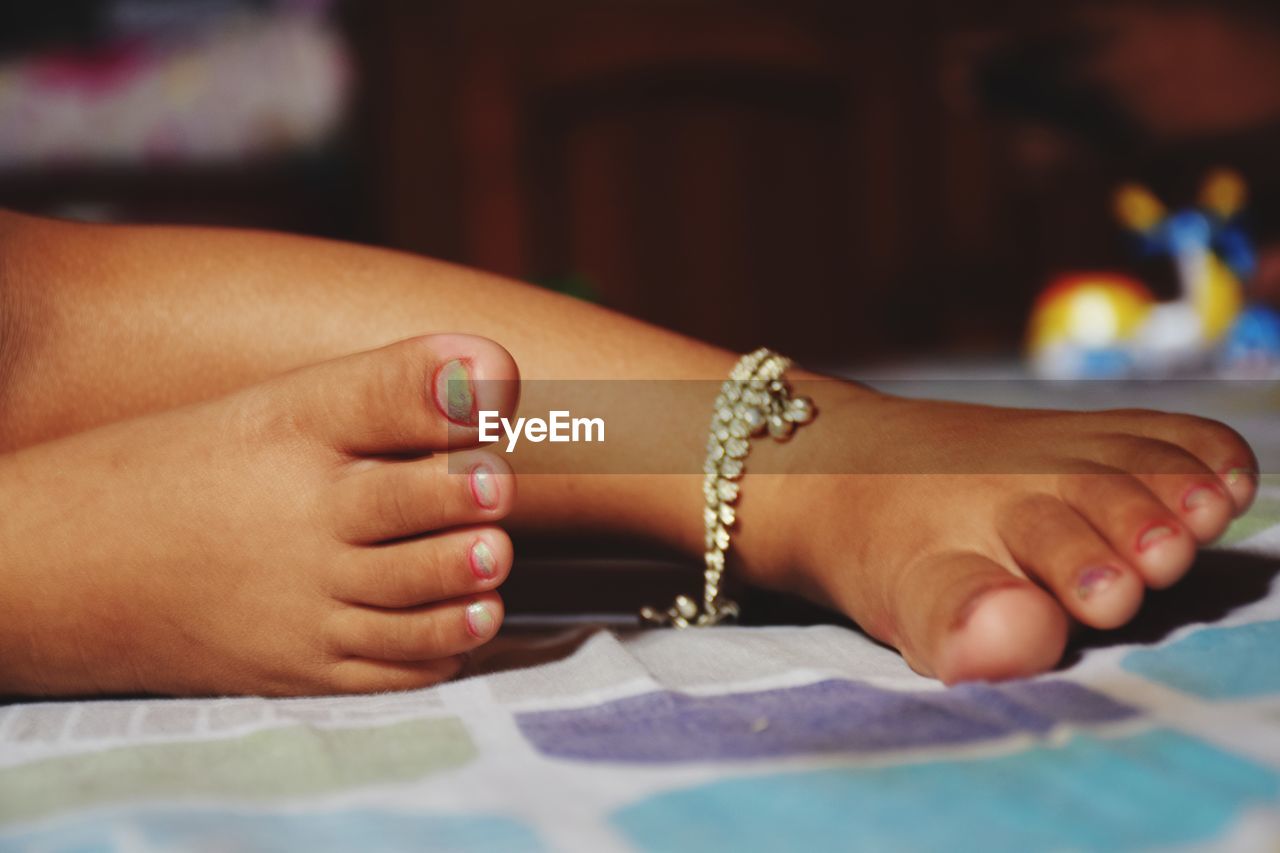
[
  {"xmin": 1218, "ymin": 465, "xmax": 1260, "ymax": 516},
  {"xmin": 330, "ymin": 593, "xmax": 504, "ymax": 662},
  {"xmin": 1124, "ymin": 412, "xmax": 1258, "ymax": 514},
  {"xmin": 1058, "ymin": 470, "xmax": 1196, "ymax": 589},
  {"xmin": 890, "ymin": 551, "xmax": 1069, "ymax": 684},
  {"xmin": 292, "ymin": 334, "xmax": 519, "ymax": 456},
  {"xmin": 332, "ymin": 449, "xmax": 515, "ymax": 543},
  {"xmin": 1000, "ymin": 495, "xmax": 1145, "ymax": 629},
  {"xmin": 1097, "ymin": 434, "xmax": 1237, "ymax": 542},
  {"xmin": 330, "ymin": 527, "xmax": 511, "ymax": 608}
]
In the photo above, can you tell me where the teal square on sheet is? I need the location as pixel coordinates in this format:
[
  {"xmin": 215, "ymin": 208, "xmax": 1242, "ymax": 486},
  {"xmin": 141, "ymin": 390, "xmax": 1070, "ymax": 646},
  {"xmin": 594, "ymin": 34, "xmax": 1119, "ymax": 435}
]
[
  {"xmin": 613, "ymin": 729, "xmax": 1279, "ymax": 853},
  {"xmin": 1122, "ymin": 620, "xmax": 1280, "ymax": 700}
]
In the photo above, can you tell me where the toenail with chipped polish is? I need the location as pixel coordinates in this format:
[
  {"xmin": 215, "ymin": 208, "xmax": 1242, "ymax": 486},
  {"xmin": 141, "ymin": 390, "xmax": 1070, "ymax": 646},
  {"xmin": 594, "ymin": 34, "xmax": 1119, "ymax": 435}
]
[
  {"xmin": 470, "ymin": 540, "xmax": 497, "ymax": 579},
  {"xmin": 1077, "ymin": 566, "xmax": 1120, "ymax": 600},
  {"xmin": 1183, "ymin": 485, "xmax": 1220, "ymax": 511},
  {"xmin": 1137, "ymin": 524, "xmax": 1176, "ymax": 552},
  {"xmin": 434, "ymin": 359, "xmax": 476, "ymax": 425},
  {"xmin": 466, "ymin": 602, "xmax": 496, "ymax": 637},
  {"xmin": 470, "ymin": 465, "xmax": 499, "ymax": 509},
  {"xmin": 1223, "ymin": 467, "xmax": 1255, "ymax": 488}
]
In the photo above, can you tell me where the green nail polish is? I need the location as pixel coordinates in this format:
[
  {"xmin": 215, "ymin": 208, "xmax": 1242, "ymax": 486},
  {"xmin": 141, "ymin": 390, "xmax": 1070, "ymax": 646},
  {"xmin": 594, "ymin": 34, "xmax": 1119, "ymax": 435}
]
[
  {"xmin": 471, "ymin": 465, "xmax": 499, "ymax": 509},
  {"xmin": 1226, "ymin": 467, "xmax": 1253, "ymax": 487},
  {"xmin": 471, "ymin": 540, "xmax": 497, "ymax": 579},
  {"xmin": 435, "ymin": 359, "xmax": 474, "ymax": 424},
  {"xmin": 466, "ymin": 602, "xmax": 495, "ymax": 637}
]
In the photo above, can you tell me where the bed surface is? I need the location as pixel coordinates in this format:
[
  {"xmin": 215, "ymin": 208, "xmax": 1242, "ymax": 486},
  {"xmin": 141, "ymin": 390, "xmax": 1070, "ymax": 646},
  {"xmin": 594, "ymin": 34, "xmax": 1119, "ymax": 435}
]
[{"xmin": 2, "ymin": 372, "xmax": 1278, "ymax": 852}]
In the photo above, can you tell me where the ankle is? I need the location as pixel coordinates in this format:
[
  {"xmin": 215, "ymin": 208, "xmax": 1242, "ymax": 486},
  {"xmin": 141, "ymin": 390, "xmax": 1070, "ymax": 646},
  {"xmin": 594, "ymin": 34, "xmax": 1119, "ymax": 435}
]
[{"xmin": 721, "ymin": 379, "xmax": 887, "ymax": 593}]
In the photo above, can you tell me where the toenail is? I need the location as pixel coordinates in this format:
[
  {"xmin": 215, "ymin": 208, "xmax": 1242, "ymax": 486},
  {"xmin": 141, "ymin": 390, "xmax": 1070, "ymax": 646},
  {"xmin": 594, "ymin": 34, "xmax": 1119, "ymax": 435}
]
[
  {"xmin": 434, "ymin": 359, "xmax": 476, "ymax": 425},
  {"xmin": 1077, "ymin": 566, "xmax": 1120, "ymax": 601},
  {"xmin": 466, "ymin": 602, "xmax": 496, "ymax": 638},
  {"xmin": 470, "ymin": 464, "xmax": 499, "ymax": 509},
  {"xmin": 470, "ymin": 540, "xmax": 497, "ymax": 579},
  {"xmin": 1223, "ymin": 466, "xmax": 1256, "ymax": 488},
  {"xmin": 1137, "ymin": 523, "xmax": 1176, "ymax": 552},
  {"xmin": 949, "ymin": 583, "xmax": 1025, "ymax": 633},
  {"xmin": 1183, "ymin": 485, "xmax": 1221, "ymax": 511}
]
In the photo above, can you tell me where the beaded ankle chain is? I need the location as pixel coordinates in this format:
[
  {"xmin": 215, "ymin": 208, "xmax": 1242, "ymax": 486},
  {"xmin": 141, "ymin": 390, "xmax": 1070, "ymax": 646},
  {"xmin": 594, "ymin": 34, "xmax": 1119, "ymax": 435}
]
[{"xmin": 640, "ymin": 348, "xmax": 816, "ymax": 628}]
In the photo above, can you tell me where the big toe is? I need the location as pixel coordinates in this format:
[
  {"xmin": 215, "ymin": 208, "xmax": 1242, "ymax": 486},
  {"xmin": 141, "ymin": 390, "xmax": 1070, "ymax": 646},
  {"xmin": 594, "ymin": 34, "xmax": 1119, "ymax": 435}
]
[
  {"xmin": 937, "ymin": 585, "xmax": 1070, "ymax": 683},
  {"xmin": 283, "ymin": 334, "xmax": 520, "ymax": 456},
  {"xmin": 890, "ymin": 552, "xmax": 1069, "ymax": 684}
]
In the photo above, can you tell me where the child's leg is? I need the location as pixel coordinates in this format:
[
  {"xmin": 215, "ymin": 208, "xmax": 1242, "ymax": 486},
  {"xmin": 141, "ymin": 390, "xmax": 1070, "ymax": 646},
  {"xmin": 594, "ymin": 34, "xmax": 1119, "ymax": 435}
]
[
  {"xmin": 0, "ymin": 335, "xmax": 520, "ymax": 696},
  {"xmin": 0, "ymin": 211, "xmax": 1258, "ymax": 685}
]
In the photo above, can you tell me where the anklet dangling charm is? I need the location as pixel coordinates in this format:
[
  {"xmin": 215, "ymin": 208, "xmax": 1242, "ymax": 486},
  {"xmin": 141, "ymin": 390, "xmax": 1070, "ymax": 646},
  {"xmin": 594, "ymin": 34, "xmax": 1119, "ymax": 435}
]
[{"xmin": 640, "ymin": 348, "xmax": 816, "ymax": 628}]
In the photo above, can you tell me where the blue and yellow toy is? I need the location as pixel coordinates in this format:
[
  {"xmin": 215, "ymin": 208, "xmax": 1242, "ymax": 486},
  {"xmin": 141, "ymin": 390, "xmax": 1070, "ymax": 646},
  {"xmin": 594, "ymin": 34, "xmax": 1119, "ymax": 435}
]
[{"xmin": 1028, "ymin": 168, "xmax": 1279, "ymax": 377}]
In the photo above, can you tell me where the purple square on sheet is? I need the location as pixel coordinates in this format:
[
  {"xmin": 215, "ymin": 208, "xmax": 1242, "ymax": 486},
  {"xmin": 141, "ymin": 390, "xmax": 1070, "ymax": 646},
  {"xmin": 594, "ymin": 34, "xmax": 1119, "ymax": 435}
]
[{"xmin": 515, "ymin": 679, "xmax": 1137, "ymax": 762}]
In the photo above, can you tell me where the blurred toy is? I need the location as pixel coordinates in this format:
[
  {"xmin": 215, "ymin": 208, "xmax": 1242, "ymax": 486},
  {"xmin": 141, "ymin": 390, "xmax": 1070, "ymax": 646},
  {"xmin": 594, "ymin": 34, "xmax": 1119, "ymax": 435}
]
[
  {"xmin": 1222, "ymin": 304, "xmax": 1280, "ymax": 372},
  {"xmin": 1027, "ymin": 168, "xmax": 1280, "ymax": 377}
]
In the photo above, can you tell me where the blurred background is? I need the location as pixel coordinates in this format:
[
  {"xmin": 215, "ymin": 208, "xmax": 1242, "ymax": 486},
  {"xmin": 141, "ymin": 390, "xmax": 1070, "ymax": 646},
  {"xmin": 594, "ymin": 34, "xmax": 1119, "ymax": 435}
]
[{"xmin": 3, "ymin": 0, "xmax": 1280, "ymax": 367}]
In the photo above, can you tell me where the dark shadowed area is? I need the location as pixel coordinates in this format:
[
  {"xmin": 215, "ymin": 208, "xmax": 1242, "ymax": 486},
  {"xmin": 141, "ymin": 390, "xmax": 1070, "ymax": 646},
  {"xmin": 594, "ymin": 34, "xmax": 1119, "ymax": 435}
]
[{"xmin": 2, "ymin": 0, "xmax": 1280, "ymax": 365}]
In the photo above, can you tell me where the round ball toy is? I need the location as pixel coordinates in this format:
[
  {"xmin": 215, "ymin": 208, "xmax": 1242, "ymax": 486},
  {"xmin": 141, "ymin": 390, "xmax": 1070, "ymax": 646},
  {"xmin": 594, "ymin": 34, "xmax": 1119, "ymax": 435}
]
[{"xmin": 1027, "ymin": 169, "xmax": 1250, "ymax": 378}]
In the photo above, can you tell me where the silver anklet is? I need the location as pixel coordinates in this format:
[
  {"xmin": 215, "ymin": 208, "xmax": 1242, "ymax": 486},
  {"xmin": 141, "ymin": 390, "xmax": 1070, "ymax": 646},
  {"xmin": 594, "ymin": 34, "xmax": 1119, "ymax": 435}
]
[{"xmin": 640, "ymin": 348, "xmax": 816, "ymax": 628}]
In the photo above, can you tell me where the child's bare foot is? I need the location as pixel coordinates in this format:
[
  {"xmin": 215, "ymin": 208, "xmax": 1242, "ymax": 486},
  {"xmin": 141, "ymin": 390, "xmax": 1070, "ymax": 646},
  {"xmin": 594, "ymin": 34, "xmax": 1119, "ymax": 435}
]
[
  {"xmin": 738, "ymin": 385, "xmax": 1259, "ymax": 684},
  {"xmin": 0, "ymin": 335, "xmax": 519, "ymax": 697}
]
